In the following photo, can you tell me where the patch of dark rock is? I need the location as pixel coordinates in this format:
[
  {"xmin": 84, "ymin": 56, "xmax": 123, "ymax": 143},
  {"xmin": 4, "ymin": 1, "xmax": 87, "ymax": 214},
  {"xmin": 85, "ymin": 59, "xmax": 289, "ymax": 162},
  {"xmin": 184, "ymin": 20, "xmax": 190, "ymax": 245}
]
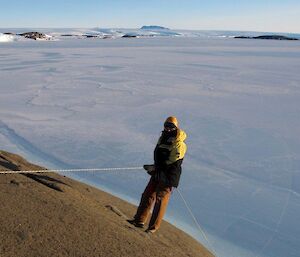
[
  {"xmin": 234, "ymin": 36, "xmax": 252, "ymax": 39},
  {"xmin": 122, "ymin": 34, "xmax": 137, "ymax": 38},
  {"xmin": 0, "ymin": 158, "xmax": 19, "ymax": 171},
  {"xmin": 105, "ymin": 204, "xmax": 128, "ymax": 218},
  {"xmin": 18, "ymin": 32, "xmax": 48, "ymax": 40},
  {"xmin": 22, "ymin": 173, "xmax": 64, "ymax": 192},
  {"xmin": 83, "ymin": 34, "xmax": 98, "ymax": 38},
  {"xmin": 10, "ymin": 179, "xmax": 19, "ymax": 186},
  {"xmin": 235, "ymin": 35, "xmax": 299, "ymax": 40}
]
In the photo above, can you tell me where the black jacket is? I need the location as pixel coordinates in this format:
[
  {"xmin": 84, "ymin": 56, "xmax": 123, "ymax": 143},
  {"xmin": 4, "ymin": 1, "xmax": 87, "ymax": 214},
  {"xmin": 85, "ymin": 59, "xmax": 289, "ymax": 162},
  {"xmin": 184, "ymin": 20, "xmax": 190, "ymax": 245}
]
[{"xmin": 153, "ymin": 129, "xmax": 187, "ymax": 187}]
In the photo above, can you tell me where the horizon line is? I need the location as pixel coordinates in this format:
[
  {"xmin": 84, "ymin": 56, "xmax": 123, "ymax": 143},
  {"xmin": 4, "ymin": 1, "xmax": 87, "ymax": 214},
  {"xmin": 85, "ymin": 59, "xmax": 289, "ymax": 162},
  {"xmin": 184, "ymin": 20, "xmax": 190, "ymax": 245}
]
[{"xmin": 0, "ymin": 27, "xmax": 300, "ymax": 35}]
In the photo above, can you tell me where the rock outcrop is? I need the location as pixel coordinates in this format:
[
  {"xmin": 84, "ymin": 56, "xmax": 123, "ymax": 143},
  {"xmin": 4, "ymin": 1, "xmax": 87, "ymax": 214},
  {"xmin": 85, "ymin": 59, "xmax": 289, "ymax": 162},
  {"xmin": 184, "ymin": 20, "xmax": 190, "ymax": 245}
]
[
  {"xmin": 122, "ymin": 34, "xmax": 138, "ymax": 38},
  {"xmin": 0, "ymin": 150, "xmax": 214, "ymax": 257},
  {"xmin": 18, "ymin": 32, "xmax": 49, "ymax": 40},
  {"xmin": 235, "ymin": 35, "xmax": 298, "ymax": 40}
]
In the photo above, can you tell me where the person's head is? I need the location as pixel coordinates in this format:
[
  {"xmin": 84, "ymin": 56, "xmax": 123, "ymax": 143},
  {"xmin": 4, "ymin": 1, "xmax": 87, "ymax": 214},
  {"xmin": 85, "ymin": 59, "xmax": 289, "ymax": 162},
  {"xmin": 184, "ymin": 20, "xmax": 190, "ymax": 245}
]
[{"xmin": 164, "ymin": 116, "xmax": 178, "ymax": 133}]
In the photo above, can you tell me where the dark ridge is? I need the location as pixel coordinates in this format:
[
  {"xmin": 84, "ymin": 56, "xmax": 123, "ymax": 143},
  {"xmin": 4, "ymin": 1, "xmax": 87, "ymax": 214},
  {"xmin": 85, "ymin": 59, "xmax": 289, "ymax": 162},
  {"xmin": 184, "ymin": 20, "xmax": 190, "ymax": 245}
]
[
  {"xmin": 22, "ymin": 173, "xmax": 64, "ymax": 192},
  {"xmin": 141, "ymin": 25, "xmax": 170, "ymax": 30},
  {"xmin": 235, "ymin": 35, "xmax": 299, "ymax": 40},
  {"xmin": 122, "ymin": 34, "xmax": 138, "ymax": 38}
]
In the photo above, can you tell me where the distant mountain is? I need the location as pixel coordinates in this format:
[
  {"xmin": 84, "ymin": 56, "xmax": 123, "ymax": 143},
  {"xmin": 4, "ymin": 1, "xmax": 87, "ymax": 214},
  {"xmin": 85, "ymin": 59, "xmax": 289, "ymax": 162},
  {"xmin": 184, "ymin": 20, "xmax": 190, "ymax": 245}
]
[{"xmin": 141, "ymin": 25, "xmax": 170, "ymax": 30}]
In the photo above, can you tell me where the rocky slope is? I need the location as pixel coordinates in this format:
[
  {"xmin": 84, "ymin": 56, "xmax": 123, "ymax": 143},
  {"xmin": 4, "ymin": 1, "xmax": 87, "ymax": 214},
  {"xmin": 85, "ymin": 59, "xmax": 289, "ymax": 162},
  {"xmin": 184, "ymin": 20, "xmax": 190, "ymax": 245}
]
[{"xmin": 0, "ymin": 150, "xmax": 214, "ymax": 257}]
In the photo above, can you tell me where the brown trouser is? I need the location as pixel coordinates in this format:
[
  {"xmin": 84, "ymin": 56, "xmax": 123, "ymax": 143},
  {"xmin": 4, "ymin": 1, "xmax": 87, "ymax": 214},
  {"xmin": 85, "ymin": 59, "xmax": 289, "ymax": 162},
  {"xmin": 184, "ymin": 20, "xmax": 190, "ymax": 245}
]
[{"xmin": 134, "ymin": 177, "xmax": 172, "ymax": 230}]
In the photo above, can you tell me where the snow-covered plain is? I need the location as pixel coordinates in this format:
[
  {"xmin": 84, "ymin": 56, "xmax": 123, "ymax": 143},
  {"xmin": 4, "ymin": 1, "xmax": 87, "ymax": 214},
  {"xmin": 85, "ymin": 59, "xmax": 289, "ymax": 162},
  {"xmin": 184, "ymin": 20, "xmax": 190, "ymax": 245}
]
[
  {"xmin": 1, "ymin": 33, "xmax": 300, "ymax": 257},
  {"xmin": 0, "ymin": 34, "xmax": 15, "ymax": 42}
]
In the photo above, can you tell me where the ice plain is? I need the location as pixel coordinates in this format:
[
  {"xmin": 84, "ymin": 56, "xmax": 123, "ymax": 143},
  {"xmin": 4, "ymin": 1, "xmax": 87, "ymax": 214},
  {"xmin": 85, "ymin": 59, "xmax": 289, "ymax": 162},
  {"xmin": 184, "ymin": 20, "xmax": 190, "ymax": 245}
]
[{"xmin": 0, "ymin": 35, "xmax": 300, "ymax": 257}]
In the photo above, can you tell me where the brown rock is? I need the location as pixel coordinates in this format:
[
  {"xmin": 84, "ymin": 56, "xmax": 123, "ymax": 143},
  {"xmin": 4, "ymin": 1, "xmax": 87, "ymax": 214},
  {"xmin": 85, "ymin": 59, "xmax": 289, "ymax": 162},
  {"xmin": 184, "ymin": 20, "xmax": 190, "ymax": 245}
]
[{"xmin": 0, "ymin": 150, "xmax": 214, "ymax": 257}]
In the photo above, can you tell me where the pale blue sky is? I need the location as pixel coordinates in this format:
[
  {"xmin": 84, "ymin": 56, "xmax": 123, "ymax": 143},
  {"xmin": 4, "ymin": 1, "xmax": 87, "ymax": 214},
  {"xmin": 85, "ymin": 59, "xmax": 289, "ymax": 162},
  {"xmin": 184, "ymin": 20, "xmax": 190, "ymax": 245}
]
[{"xmin": 1, "ymin": 0, "xmax": 299, "ymax": 33}]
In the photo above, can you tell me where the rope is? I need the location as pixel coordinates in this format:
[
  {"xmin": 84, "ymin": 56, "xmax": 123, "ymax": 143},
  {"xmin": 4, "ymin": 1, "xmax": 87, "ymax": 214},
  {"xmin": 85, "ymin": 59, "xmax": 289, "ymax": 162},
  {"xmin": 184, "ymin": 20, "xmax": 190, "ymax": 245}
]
[
  {"xmin": 0, "ymin": 166, "xmax": 143, "ymax": 174},
  {"xmin": 177, "ymin": 188, "xmax": 218, "ymax": 257}
]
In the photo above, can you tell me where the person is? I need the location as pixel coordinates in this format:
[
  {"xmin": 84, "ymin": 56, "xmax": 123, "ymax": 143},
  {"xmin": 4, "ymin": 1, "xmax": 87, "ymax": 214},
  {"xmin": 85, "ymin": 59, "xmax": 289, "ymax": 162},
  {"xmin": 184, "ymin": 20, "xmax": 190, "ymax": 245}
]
[{"xmin": 128, "ymin": 116, "xmax": 187, "ymax": 233}]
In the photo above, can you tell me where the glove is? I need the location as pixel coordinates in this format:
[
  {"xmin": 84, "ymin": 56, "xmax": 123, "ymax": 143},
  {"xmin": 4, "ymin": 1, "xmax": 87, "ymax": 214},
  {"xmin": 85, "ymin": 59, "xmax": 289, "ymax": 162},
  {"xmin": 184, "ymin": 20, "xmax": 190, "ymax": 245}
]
[{"xmin": 143, "ymin": 164, "xmax": 155, "ymax": 175}]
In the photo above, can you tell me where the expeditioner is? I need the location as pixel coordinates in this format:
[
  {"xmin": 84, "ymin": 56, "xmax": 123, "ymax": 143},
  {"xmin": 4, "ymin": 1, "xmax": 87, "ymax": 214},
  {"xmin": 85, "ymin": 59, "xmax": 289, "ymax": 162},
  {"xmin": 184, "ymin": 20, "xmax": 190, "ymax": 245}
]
[{"xmin": 128, "ymin": 116, "xmax": 187, "ymax": 233}]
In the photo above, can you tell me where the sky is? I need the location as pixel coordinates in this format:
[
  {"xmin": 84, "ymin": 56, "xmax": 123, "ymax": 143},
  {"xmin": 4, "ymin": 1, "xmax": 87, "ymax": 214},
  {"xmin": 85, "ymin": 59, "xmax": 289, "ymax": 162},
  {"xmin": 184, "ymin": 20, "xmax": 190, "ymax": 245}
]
[{"xmin": 0, "ymin": 0, "xmax": 300, "ymax": 33}]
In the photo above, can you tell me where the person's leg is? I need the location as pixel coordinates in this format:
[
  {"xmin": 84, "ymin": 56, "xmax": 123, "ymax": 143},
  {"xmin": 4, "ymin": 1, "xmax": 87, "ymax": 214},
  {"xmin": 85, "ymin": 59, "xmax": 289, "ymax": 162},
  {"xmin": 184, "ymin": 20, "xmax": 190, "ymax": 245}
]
[
  {"xmin": 147, "ymin": 185, "xmax": 172, "ymax": 232},
  {"xmin": 133, "ymin": 178, "xmax": 157, "ymax": 224}
]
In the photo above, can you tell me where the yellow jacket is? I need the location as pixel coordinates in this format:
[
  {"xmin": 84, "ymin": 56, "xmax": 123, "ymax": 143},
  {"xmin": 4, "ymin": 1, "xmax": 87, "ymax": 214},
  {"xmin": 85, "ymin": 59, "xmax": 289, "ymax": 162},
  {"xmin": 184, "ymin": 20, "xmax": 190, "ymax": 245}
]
[{"xmin": 156, "ymin": 129, "xmax": 187, "ymax": 165}]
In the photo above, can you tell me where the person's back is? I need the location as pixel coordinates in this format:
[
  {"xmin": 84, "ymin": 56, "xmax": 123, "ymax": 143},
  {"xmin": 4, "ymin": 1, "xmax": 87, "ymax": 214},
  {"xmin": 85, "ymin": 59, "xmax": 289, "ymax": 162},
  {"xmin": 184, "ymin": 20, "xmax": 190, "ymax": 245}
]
[{"xmin": 154, "ymin": 126, "xmax": 187, "ymax": 187}]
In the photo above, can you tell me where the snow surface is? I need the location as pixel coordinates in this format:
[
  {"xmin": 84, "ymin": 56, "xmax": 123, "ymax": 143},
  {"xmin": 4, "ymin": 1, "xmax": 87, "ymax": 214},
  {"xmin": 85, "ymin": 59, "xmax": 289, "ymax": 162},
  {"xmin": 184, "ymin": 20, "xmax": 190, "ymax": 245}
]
[
  {"xmin": 0, "ymin": 33, "xmax": 15, "ymax": 42},
  {"xmin": 0, "ymin": 33, "xmax": 300, "ymax": 257}
]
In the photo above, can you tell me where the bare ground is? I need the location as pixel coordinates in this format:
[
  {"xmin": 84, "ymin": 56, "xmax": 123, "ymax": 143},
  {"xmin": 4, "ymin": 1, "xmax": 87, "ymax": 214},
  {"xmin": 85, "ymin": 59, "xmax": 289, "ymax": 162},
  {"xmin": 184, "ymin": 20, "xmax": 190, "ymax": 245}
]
[{"xmin": 0, "ymin": 150, "xmax": 214, "ymax": 257}]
